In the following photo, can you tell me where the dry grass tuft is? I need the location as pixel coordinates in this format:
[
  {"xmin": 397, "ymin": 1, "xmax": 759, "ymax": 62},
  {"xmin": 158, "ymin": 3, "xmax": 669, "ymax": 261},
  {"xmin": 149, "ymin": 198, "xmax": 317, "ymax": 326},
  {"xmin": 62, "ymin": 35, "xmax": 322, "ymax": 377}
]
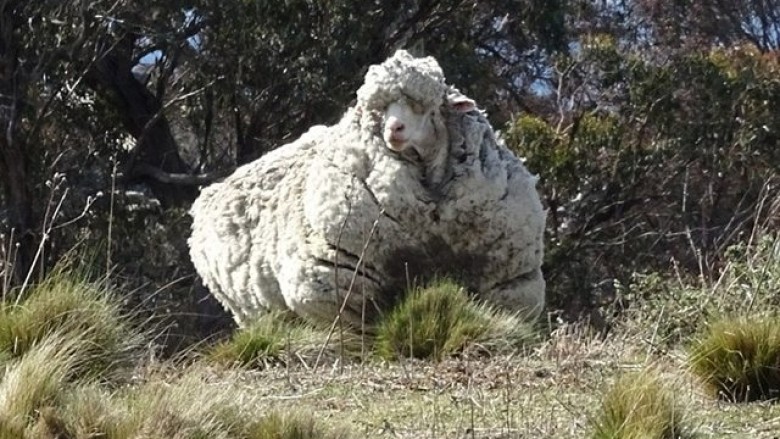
[
  {"xmin": 590, "ymin": 369, "xmax": 694, "ymax": 439},
  {"xmin": 205, "ymin": 310, "xmax": 362, "ymax": 368},
  {"xmin": 0, "ymin": 269, "xmax": 143, "ymax": 378},
  {"xmin": 689, "ymin": 315, "xmax": 780, "ymax": 402},
  {"xmin": 0, "ymin": 333, "xmax": 95, "ymax": 437}
]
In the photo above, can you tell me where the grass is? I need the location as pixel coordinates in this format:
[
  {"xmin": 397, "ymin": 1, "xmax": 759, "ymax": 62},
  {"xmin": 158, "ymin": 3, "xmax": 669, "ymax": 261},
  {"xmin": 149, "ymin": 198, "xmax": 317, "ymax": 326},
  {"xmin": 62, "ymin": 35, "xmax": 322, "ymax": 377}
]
[
  {"xmin": 689, "ymin": 315, "xmax": 780, "ymax": 402},
  {"xmin": 0, "ymin": 270, "xmax": 355, "ymax": 438},
  {"xmin": 205, "ymin": 309, "xmax": 359, "ymax": 367},
  {"xmin": 590, "ymin": 368, "xmax": 694, "ymax": 439},
  {"xmin": 374, "ymin": 278, "xmax": 537, "ymax": 360},
  {"xmin": 0, "ymin": 334, "xmax": 86, "ymax": 438},
  {"xmin": 20, "ymin": 365, "xmax": 355, "ymax": 438},
  {"xmin": 0, "ymin": 268, "xmax": 143, "ymax": 378},
  {"xmin": 2, "ymin": 235, "xmax": 780, "ymax": 437}
]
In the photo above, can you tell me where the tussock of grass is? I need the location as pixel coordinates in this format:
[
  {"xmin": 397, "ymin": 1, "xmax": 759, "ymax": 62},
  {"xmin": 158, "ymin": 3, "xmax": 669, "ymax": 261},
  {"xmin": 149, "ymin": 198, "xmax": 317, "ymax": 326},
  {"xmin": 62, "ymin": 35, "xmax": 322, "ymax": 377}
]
[
  {"xmin": 39, "ymin": 367, "xmax": 352, "ymax": 439},
  {"xmin": 374, "ymin": 278, "xmax": 536, "ymax": 360},
  {"xmin": 33, "ymin": 384, "xmax": 117, "ymax": 438},
  {"xmin": 689, "ymin": 315, "xmax": 780, "ymax": 402},
  {"xmin": 0, "ymin": 333, "xmax": 89, "ymax": 437},
  {"xmin": 591, "ymin": 369, "xmax": 693, "ymax": 439},
  {"xmin": 0, "ymin": 270, "xmax": 143, "ymax": 377},
  {"xmin": 205, "ymin": 310, "xmax": 358, "ymax": 367},
  {"xmin": 244, "ymin": 411, "xmax": 353, "ymax": 439}
]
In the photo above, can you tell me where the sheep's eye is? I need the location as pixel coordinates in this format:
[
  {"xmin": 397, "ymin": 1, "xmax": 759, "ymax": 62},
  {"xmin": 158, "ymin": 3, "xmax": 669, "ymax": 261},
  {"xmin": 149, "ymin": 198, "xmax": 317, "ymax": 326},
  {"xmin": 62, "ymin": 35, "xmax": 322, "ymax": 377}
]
[{"xmin": 411, "ymin": 102, "xmax": 424, "ymax": 114}]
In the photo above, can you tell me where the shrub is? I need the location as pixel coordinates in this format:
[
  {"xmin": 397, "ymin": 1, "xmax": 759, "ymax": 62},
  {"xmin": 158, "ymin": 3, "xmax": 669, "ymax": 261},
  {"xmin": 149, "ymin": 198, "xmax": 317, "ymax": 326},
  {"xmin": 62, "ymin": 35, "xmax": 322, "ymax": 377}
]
[
  {"xmin": 689, "ymin": 315, "xmax": 780, "ymax": 402},
  {"xmin": 591, "ymin": 369, "xmax": 694, "ymax": 439},
  {"xmin": 505, "ymin": 40, "xmax": 780, "ymax": 320},
  {"xmin": 374, "ymin": 278, "xmax": 536, "ymax": 360}
]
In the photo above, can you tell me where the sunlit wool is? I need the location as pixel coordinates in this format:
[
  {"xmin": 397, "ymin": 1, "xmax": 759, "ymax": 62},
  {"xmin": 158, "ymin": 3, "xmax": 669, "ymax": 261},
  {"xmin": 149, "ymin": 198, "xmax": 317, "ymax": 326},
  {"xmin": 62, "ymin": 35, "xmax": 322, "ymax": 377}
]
[{"xmin": 188, "ymin": 50, "xmax": 546, "ymax": 327}]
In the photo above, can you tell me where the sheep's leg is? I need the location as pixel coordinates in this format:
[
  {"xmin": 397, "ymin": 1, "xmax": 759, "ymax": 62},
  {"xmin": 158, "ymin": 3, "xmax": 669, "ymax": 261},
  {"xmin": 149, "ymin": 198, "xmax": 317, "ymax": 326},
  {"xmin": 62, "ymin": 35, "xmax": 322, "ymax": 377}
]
[
  {"xmin": 481, "ymin": 268, "xmax": 546, "ymax": 321},
  {"xmin": 277, "ymin": 257, "xmax": 381, "ymax": 328}
]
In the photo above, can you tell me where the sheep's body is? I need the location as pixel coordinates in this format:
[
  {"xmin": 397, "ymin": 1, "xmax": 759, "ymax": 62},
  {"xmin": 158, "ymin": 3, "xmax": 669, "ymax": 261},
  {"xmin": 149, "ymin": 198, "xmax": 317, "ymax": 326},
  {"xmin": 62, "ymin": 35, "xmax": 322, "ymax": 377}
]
[{"xmin": 189, "ymin": 51, "xmax": 545, "ymax": 327}]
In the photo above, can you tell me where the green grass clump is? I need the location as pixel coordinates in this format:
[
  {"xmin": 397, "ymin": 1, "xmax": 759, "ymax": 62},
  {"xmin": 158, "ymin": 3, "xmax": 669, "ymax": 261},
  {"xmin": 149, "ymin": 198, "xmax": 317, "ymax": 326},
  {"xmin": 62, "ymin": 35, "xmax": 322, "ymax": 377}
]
[
  {"xmin": 243, "ymin": 411, "xmax": 353, "ymax": 439},
  {"xmin": 374, "ymin": 278, "xmax": 536, "ymax": 360},
  {"xmin": 0, "ymin": 271, "xmax": 142, "ymax": 377},
  {"xmin": 206, "ymin": 310, "xmax": 345, "ymax": 367},
  {"xmin": 689, "ymin": 315, "xmax": 780, "ymax": 402},
  {"xmin": 591, "ymin": 370, "xmax": 693, "ymax": 439}
]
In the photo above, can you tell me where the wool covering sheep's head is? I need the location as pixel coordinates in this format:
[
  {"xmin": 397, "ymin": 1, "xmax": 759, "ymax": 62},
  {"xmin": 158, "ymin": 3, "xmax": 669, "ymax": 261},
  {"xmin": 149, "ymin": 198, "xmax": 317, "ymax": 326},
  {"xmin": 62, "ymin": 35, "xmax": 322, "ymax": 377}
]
[
  {"xmin": 357, "ymin": 50, "xmax": 476, "ymax": 161},
  {"xmin": 356, "ymin": 50, "xmax": 447, "ymax": 112}
]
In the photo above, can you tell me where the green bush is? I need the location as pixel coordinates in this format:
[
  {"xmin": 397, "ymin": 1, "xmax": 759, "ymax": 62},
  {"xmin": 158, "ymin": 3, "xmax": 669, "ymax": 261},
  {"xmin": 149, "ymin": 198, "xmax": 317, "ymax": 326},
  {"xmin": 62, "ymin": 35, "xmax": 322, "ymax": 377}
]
[
  {"xmin": 689, "ymin": 315, "xmax": 780, "ymax": 402},
  {"xmin": 505, "ymin": 40, "xmax": 780, "ymax": 319}
]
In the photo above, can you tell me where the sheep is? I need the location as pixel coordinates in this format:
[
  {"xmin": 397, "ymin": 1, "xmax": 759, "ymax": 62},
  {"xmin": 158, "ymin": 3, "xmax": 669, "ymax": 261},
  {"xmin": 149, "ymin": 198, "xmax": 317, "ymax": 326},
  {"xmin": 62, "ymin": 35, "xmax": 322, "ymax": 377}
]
[{"xmin": 188, "ymin": 50, "xmax": 546, "ymax": 328}]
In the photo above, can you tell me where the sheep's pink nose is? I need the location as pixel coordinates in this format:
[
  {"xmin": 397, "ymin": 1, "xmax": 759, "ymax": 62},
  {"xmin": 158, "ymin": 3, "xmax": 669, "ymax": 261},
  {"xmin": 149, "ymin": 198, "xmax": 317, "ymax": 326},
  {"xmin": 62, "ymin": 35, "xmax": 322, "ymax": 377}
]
[{"xmin": 387, "ymin": 118, "xmax": 405, "ymax": 134}]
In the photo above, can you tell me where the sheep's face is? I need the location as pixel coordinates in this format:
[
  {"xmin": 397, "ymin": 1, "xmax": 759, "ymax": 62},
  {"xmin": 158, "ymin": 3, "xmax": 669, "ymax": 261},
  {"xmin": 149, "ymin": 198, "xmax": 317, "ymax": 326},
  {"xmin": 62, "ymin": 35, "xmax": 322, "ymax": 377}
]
[{"xmin": 383, "ymin": 98, "xmax": 442, "ymax": 155}]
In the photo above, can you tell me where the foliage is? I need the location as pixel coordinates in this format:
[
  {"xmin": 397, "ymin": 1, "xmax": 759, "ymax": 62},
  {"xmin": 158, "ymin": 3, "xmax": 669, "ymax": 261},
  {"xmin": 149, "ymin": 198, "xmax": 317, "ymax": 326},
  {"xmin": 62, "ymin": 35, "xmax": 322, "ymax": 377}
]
[
  {"xmin": 606, "ymin": 233, "xmax": 780, "ymax": 354},
  {"xmin": 590, "ymin": 369, "xmax": 694, "ymax": 439},
  {"xmin": 374, "ymin": 278, "xmax": 536, "ymax": 360},
  {"xmin": 689, "ymin": 316, "xmax": 780, "ymax": 402},
  {"xmin": 506, "ymin": 38, "xmax": 780, "ymax": 318}
]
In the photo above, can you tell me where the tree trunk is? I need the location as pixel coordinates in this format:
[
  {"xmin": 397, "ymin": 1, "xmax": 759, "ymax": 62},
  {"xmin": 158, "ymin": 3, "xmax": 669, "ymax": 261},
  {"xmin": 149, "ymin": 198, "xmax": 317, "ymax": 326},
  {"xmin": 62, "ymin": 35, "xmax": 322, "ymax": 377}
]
[
  {"xmin": 0, "ymin": 124, "xmax": 35, "ymax": 283},
  {"xmin": 0, "ymin": 5, "xmax": 35, "ymax": 283},
  {"xmin": 86, "ymin": 34, "xmax": 197, "ymax": 207}
]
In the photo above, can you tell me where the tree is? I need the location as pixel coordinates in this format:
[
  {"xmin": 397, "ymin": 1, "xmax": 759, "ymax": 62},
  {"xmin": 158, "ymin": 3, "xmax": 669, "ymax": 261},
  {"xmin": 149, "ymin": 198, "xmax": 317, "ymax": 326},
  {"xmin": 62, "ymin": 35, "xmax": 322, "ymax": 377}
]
[{"xmin": 0, "ymin": 0, "xmax": 569, "ymax": 344}]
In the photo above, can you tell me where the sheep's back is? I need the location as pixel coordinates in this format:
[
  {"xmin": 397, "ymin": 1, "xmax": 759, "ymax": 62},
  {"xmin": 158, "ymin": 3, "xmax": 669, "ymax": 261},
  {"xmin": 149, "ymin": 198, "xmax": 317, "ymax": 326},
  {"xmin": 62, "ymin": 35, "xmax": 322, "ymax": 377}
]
[
  {"xmin": 188, "ymin": 128, "xmax": 323, "ymax": 324},
  {"xmin": 436, "ymin": 110, "xmax": 546, "ymax": 307}
]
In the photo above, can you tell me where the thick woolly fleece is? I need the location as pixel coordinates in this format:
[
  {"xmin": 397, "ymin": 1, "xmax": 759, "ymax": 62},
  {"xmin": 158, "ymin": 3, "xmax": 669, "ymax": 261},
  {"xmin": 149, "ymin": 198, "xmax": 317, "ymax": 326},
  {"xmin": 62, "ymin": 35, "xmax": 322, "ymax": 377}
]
[{"xmin": 188, "ymin": 50, "xmax": 546, "ymax": 328}]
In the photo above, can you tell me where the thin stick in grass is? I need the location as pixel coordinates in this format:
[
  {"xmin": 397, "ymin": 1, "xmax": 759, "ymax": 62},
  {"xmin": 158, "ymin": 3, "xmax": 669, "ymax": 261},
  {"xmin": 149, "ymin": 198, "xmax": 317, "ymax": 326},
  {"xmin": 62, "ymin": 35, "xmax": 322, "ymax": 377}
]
[
  {"xmin": 17, "ymin": 187, "xmax": 69, "ymax": 305},
  {"xmin": 314, "ymin": 210, "xmax": 382, "ymax": 370},
  {"xmin": 106, "ymin": 154, "xmax": 117, "ymax": 286},
  {"xmin": 333, "ymin": 194, "xmax": 352, "ymax": 372}
]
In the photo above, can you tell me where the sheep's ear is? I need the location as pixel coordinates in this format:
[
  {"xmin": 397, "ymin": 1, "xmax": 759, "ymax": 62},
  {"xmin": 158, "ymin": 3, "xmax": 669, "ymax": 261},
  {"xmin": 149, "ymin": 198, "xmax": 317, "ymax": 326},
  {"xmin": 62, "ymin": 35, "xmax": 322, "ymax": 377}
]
[
  {"xmin": 450, "ymin": 96, "xmax": 476, "ymax": 113},
  {"xmin": 447, "ymin": 88, "xmax": 476, "ymax": 113}
]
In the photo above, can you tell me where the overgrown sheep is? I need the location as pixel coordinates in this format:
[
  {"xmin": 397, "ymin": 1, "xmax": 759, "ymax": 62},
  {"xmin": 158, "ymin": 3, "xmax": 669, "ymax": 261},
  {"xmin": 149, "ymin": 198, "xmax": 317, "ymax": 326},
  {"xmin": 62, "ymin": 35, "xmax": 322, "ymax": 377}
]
[{"xmin": 188, "ymin": 50, "xmax": 546, "ymax": 328}]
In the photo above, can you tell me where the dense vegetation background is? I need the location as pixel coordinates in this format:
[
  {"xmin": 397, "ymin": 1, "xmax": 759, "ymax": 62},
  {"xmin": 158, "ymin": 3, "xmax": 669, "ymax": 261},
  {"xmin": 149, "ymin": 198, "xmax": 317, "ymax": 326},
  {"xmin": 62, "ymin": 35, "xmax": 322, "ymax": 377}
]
[{"xmin": 1, "ymin": 0, "xmax": 778, "ymax": 349}]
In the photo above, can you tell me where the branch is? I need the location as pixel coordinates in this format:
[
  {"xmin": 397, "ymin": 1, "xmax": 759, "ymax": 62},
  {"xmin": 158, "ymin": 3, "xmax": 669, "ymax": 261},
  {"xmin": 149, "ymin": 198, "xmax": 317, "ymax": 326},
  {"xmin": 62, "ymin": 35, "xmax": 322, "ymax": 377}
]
[{"xmin": 131, "ymin": 163, "xmax": 233, "ymax": 186}]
